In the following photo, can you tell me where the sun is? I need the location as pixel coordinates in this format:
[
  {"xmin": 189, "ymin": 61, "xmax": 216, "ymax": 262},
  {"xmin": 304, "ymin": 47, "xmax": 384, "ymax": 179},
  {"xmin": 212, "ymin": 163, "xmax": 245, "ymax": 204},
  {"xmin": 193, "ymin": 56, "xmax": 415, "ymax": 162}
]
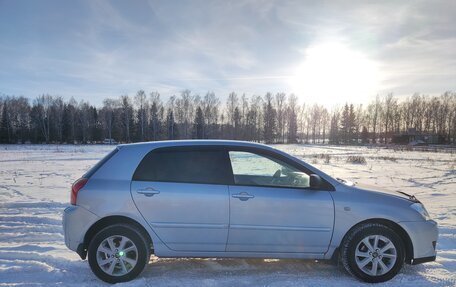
[{"xmin": 290, "ymin": 42, "xmax": 380, "ymax": 106}]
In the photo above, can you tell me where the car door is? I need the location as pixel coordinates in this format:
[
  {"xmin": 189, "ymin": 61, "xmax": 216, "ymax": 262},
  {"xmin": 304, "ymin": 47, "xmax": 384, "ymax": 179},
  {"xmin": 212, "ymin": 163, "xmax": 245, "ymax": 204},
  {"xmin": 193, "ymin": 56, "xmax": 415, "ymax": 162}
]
[
  {"xmin": 226, "ymin": 148, "xmax": 335, "ymax": 254},
  {"xmin": 131, "ymin": 146, "xmax": 232, "ymax": 252}
]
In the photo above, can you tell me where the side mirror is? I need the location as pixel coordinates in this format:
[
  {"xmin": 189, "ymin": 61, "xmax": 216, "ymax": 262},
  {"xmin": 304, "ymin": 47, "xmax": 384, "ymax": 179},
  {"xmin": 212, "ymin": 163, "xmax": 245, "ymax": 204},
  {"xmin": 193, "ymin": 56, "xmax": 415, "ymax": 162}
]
[{"xmin": 309, "ymin": 174, "xmax": 322, "ymax": 189}]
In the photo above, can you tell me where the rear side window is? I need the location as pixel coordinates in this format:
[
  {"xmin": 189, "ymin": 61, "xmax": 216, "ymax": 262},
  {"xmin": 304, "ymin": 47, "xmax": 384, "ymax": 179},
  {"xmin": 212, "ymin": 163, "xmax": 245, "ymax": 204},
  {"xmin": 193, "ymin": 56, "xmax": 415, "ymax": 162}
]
[{"xmin": 133, "ymin": 147, "xmax": 232, "ymax": 185}]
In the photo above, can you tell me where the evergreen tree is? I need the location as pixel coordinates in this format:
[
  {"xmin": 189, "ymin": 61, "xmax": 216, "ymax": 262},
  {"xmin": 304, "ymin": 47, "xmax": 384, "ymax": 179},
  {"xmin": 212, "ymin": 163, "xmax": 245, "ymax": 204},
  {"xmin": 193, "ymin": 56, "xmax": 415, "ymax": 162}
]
[
  {"xmin": 166, "ymin": 108, "xmax": 178, "ymax": 140},
  {"xmin": 287, "ymin": 108, "xmax": 298, "ymax": 143},
  {"xmin": 119, "ymin": 96, "xmax": 133, "ymax": 142},
  {"xmin": 329, "ymin": 112, "xmax": 339, "ymax": 144},
  {"xmin": 0, "ymin": 102, "xmax": 9, "ymax": 143},
  {"xmin": 91, "ymin": 106, "xmax": 102, "ymax": 142},
  {"xmin": 340, "ymin": 104, "xmax": 350, "ymax": 144},
  {"xmin": 361, "ymin": 126, "xmax": 369, "ymax": 144},
  {"xmin": 193, "ymin": 106, "xmax": 204, "ymax": 139},
  {"xmin": 263, "ymin": 94, "xmax": 276, "ymax": 144},
  {"xmin": 30, "ymin": 104, "xmax": 44, "ymax": 143},
  {"xmin": 0, "ymin": 91, "xmax": 454, "ymax": 146},
  {"xmin": 62, "ymin": 104, "xmax": 71, "ymax": 143},
  {"xmin": 348, "ymin": 104, "xmax": 357, "ymax": 143},
  {"xmin": 150, "ymin": 102, "xmax": 160, "ymax": 141},
  {"xmin": 233, "ymin": 107, "xmax": 241, "ymax": 140},
  {"xmin": 340, "ymin": 104, "xmax": 357, "ymax": 144}
]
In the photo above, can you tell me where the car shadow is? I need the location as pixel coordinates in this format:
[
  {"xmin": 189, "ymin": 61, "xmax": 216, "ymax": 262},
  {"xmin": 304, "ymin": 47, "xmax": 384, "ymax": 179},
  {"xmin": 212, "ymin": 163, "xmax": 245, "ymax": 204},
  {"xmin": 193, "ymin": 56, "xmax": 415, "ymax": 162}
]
[{"xmin": 136, "ymin": 257, "xmax": 449, "ymax": 286}]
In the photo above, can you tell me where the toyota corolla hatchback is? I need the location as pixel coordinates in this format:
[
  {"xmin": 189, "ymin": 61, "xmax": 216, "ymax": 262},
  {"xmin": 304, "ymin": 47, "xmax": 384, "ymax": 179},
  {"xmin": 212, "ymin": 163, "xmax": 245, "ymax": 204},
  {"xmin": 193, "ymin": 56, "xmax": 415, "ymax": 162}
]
[{"xmin": 63, "ymin": 140, "xmax": 438, "ymax": 283}]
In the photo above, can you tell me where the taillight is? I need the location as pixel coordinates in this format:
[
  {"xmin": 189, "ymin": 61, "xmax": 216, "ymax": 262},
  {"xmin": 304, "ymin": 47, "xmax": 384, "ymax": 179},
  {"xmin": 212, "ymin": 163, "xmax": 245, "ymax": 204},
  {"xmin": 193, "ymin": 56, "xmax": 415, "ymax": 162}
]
[{"xmin": 71, "ymin": 178, "xmax": 88, "ymax": 205}]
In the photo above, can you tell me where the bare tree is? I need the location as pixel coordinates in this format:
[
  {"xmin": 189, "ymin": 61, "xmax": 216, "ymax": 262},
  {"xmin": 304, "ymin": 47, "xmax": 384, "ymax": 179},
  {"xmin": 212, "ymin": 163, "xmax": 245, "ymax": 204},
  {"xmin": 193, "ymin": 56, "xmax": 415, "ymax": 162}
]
[
  {"xmin": 52, "ymin": 96, "xmax": 64, "ymax": 142},
  {"xmin": 101, "ymin": 98, "xmax": 116, "ymax": 141},
  {"xmin": 175, "ymin": 90, "xmax": 194, "ymax": 138},
  {"xmin": 34, "ymin": 94, "xmax": 53, "ymax": 143},
  {"xmin": 226, "ymin": 92, "xmax": 238, "ymax": 138},
  {"xmin": 320, "ymin": 107, "xmax": 329, "ymax": 144},
  {"xmin": 67, "ymin": 98, "xmax": 78, "ymax": 143},
  {"xmin": 263, "ymin": 93, "xmax": 276, "ymax": 144},
  {"xmin": 135, "ymin": 90, "xmax": 147, "ymax": 141},
  {"xmin": 203, "ymin": 92, "xmax": 219, "ymax": 138},
  {"xmin": 275, "ymin": 93, "xmax": 286, "ymax": 143},
  {"xmin": 119, "ymin": 95, "xmax": 133, "ymax": 142},
  {"xmin": 298, "ymin": 103, "xmax": 307, "ymax": 143},
  {"xmin": 149, "ymin": 92, "xmax": 162, "ymax": 141},
  {"xmin": 249, "ymin": 95, "xmax": 263, "ymax": 142},
  {"xmin": 287, "ymin": 94, "xmax": 298, "ymax": 143},
  {"xmin": 310, "ymin": 104, "xmax": 321, "ymax": 144},
  {"xmin": 1, "ymin": 90, "xmax": 456, "ymax": 146},
  {"xmin": 367, "ymin": 95, "xmax": 381, "ymax": 143},
  {"xmin": 381, "ymin": 93, "xmax": 396, "ymax": 143}
]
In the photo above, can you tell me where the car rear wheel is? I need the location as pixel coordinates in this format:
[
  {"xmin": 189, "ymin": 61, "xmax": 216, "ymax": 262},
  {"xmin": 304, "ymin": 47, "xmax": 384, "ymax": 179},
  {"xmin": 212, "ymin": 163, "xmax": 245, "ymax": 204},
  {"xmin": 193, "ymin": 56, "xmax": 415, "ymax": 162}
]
[
  {"xmin": 88, "ymin": 224, "xmax": 149, "ymax": 283},
  {"xmin": 340, "ymin": 223, "xmax": 405, "ymax": 283}
]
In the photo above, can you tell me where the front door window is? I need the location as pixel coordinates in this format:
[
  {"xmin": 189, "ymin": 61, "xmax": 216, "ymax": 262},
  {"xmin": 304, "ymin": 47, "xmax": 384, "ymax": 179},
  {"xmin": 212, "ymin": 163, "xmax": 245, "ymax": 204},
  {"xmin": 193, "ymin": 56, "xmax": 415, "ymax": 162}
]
[{"xmin": 229, "ymin": 151, "xmax": 310, "ymax": 188}]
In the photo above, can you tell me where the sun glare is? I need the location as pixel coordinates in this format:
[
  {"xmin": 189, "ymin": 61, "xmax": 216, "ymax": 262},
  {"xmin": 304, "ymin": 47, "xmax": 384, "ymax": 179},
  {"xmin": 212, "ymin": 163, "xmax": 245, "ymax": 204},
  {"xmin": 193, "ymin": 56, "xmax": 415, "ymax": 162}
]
[{"xmin": 290, "ymin": 43, "xmax": 380, "ymax": 106}]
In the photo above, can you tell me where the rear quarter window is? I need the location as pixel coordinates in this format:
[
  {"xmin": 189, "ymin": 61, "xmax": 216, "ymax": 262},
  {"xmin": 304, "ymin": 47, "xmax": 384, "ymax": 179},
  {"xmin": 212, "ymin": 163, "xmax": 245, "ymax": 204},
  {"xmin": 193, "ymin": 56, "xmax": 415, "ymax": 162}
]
[
  {"xmin": 83, "ymin": 147, "xmax": 119, "ymax": 178},
  {"xmin": 133, "ymin": 147, "xmax": 232, "ymax": 185}
]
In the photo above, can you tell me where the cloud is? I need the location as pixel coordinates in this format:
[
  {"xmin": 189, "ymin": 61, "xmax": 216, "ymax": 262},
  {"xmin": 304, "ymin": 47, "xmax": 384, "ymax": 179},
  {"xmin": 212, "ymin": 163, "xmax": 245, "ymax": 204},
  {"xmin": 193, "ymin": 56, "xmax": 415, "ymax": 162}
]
[{"xmin": 0, "ymin": 0, "xmax": 454, "ymax": 105}]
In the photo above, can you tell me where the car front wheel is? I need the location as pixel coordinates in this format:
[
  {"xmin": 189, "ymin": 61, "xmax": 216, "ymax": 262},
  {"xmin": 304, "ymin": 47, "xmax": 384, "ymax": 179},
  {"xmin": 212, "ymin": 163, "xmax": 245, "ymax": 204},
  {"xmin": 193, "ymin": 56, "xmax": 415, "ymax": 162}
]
[
  {"xmin": 340, "ymin": 223, "xmax": 405, "ymax": 283},
  {"xmin": 88, "ymin": 224, "xmax": 150, "ymax": 283}
]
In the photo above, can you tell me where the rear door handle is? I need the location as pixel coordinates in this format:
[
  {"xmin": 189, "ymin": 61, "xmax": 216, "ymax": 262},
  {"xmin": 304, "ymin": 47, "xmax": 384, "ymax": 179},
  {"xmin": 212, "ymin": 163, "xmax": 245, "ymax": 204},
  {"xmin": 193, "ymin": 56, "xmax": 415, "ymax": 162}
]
[
  {"xmin": 137, "ymin": 187, "xmax": 160, "ymax": 197},
  {"xmin": 232, "ymin": 192, "xmax": 254, "ymax": 201}
]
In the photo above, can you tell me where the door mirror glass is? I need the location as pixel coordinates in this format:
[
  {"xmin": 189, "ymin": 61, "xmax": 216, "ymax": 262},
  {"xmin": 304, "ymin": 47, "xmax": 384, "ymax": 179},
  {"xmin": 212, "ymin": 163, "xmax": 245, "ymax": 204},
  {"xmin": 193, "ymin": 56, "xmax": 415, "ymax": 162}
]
[{"xmin": 309, "ymin": 174, "xmax": 322, "ymax": 189}]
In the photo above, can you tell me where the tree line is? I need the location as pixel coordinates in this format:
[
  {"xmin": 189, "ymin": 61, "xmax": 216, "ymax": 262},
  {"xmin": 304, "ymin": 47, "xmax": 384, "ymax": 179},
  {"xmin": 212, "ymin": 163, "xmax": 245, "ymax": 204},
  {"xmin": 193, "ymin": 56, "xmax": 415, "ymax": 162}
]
[{"xmin": 1, "ymin": 90, "xmax": 455, "ymax": 145}]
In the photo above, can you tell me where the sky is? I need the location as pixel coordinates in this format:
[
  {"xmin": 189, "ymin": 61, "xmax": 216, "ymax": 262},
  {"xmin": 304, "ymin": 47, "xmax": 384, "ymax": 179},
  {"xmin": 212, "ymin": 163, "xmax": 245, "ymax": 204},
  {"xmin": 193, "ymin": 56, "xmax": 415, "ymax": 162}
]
[{"xmin": 0, "ymin": 0, "xmax": 455, "ymax": 106}]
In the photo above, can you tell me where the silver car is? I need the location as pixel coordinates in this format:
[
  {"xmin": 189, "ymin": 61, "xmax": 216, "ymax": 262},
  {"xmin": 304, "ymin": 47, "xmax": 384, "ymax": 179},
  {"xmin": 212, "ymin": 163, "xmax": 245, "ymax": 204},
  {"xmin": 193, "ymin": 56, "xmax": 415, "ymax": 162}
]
[{"xmin": 63, "ymin": 140, "xmax": 438, "ymax": 283}]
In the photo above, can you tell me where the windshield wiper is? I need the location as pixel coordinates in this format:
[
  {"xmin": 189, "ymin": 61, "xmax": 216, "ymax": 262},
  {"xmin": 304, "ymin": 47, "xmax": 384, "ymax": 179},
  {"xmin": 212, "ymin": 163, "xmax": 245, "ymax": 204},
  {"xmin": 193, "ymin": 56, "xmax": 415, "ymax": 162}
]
[
  {"xmin": 396, "ymin": 190, "xmax": 419, "ymax": 202},
  {"xmin": 336, "ymin": 178, "xmax": 356, "ymax": 186},
  {"xmin": 336, "ymin": 177, "xmax": 346, "ymax": 183}
]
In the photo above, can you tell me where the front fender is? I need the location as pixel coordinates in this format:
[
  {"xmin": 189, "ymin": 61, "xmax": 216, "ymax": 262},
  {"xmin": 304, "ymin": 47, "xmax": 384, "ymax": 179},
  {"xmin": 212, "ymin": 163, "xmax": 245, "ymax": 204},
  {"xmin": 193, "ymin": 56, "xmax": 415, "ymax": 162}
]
[{"xmin": 325, "ymin": 185, "xmax": 422, "ymax": 258}]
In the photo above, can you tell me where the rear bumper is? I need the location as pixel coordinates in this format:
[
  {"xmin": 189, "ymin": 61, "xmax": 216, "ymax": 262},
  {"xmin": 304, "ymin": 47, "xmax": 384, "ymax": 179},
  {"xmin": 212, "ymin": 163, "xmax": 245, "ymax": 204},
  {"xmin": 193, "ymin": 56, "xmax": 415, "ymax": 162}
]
[
  {"xmin": 399, "ymin": 219, "xmax": 438, "ymax": 263},
  {"xmin": 62, "ymin": 205, "xmax": 99, "ymax": 258}
]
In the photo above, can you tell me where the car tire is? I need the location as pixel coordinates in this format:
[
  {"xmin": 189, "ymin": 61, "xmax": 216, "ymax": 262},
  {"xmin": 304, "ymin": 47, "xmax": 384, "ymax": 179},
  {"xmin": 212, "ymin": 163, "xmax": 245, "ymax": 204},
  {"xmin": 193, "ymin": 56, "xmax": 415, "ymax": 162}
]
[
  {"xmin": 340, "ymin": 223, "xmax": 405, "ymax": 283},
  {"xmin": 88, "ymin": 224, "xmax": 150, "ymax": 283}
]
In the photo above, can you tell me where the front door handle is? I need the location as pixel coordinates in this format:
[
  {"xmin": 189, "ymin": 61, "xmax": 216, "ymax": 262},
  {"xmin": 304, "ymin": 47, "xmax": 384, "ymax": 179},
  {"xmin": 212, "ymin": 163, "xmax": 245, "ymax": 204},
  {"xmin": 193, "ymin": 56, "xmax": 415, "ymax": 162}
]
[
  {"xmin": 232, "ymin": 192, "xmax": 254, "ymax": 201},
  {"xmin": 137, "ymin": 187, "xmax": 160, "ymax": 197}
]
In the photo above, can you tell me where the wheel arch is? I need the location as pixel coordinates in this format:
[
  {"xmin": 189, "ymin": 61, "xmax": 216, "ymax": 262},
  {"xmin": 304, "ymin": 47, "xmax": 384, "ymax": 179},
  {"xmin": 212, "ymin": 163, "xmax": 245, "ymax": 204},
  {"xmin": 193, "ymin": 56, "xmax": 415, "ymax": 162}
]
[
  {"xmin": 78, "ymin": 215, "xmax": 153, "ymax": 260},
  {"xmin": 338, "ymin": 218, "xmax": 414, "ymax": 264}
]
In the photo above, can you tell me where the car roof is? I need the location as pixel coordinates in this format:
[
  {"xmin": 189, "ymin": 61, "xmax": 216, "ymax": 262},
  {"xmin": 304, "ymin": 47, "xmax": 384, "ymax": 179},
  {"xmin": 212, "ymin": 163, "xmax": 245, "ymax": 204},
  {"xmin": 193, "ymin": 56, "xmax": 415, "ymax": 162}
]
[{"xmin": 117, "ymin": 140, "xmax": 273, "ymax": 150}]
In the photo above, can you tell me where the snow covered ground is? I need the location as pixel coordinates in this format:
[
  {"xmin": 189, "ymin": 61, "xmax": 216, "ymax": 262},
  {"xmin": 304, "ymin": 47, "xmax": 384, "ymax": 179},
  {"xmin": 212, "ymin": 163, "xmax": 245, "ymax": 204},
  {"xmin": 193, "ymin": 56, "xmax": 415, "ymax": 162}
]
[{"xmin": 0, "ymin": 144, "xmax": 454, "ymax": 286}]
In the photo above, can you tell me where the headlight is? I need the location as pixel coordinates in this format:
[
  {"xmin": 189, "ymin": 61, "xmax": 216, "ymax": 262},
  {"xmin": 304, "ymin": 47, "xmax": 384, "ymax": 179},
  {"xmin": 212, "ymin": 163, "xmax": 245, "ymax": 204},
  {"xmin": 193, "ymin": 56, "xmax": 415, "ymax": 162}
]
[{"xmin": 410, "ymin": 203, "xmax": 430, "ymax": 220}]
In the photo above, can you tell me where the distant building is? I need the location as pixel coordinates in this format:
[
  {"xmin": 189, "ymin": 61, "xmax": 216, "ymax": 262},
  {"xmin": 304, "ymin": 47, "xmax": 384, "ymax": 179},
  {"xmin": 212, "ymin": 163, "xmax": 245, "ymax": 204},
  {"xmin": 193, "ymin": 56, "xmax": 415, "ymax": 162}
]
[
  {"xmin": 392, "ymin": 128, "xmax": 446, "ymax": 145},
  {"xmin": 103, "ymin": 138, "xmax": 117, "ymax": 145}
]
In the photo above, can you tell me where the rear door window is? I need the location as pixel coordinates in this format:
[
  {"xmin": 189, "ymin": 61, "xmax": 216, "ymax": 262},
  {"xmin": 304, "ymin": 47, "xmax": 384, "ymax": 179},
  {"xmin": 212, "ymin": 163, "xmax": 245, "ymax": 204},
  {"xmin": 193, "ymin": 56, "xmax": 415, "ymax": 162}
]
[{"xmin": 133, "ymin": 147, "xmax": 232, "ymax": 185}]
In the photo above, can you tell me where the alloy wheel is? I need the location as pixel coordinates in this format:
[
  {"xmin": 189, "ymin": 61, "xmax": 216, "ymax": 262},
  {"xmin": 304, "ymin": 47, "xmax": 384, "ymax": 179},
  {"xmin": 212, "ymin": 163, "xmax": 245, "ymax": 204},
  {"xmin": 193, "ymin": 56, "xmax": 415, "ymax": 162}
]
[
  {"xmin": 354, "ymin": 235, "xmax": 397, "ymax": 276},
  {"xmin": 96, "ymin": 235, "xmax": 138, "ymax": 276}
]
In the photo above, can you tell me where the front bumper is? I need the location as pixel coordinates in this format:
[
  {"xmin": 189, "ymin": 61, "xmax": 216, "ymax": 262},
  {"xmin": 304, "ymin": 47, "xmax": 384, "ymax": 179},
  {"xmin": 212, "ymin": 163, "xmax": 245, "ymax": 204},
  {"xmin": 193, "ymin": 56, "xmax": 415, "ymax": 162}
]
[
  {"xmin": 62, "ymin": 205, "xmax": 99, "ymax": 256},
  {"xmin": 399, "ymin": 219, "xmax": 438, "ymax": 264}
]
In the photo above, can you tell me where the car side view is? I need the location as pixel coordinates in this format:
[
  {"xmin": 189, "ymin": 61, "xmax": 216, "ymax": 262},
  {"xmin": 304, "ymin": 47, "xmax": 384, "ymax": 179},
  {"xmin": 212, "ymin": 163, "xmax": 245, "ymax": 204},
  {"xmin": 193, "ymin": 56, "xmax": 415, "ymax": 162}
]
[{"xmin": 63, "ymin": 140, "xmax": 438, "ymax": 283}]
